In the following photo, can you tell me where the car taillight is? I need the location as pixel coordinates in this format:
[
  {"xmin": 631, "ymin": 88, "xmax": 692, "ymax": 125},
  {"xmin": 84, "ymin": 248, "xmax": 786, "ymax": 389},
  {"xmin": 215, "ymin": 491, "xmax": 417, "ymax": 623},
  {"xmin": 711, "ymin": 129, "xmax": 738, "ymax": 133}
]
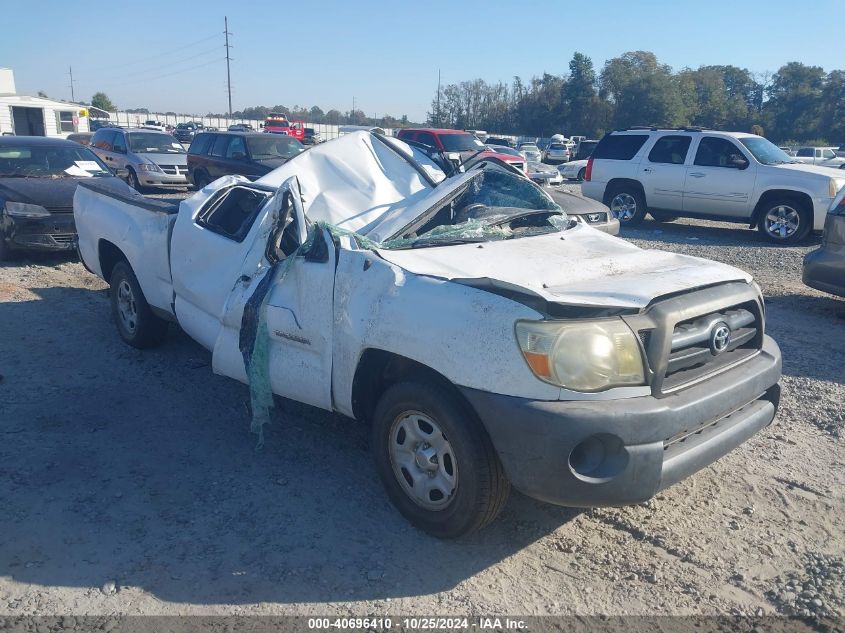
[{"xmin": 585, "ymin": 157, "xmax": 593, "ymax": 181}]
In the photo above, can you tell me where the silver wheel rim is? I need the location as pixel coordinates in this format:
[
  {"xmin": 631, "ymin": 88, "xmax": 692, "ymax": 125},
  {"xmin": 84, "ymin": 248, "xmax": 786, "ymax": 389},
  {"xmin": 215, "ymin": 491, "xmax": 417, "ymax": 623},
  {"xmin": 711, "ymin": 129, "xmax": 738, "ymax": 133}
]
[
  {"xmin": 764, "ymin": 204, "xmax": 800, "ymax": 239},
  {"xmin": 129, "ymin": 172, "xmax": 139, "ymax": 189},
  {"xmin": 116, "ymin": 279, "xmax": 138, "ymax": 335},
  {"xmin": 388, "ymin": 411, "xmax": 457, "ymax": 510},
  {"xmin": 610, "ymin": 193, "xmax": 637, "ymax": 221}
]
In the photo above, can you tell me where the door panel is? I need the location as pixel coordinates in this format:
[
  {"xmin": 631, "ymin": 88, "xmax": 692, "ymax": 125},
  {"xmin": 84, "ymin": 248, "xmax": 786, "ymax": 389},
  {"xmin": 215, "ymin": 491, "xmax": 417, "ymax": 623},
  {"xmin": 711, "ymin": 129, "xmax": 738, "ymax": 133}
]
[
  {"xmin": 211, "ymin": 176, "xmax": 335, "ymax": 411},
  {"xmin": 682, "ymin": 137, "xmax": 757, "ymax": 218},
  {"xmin": 639, "ymin": 135, "xmax": 693, "ymax": 211}
]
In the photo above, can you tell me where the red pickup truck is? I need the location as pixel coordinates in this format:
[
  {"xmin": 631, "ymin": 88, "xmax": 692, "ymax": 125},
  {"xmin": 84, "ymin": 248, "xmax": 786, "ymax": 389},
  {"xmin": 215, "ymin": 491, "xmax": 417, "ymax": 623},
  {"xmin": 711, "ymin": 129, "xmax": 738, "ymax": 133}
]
[
  {"xmin": 263, "ymin": 114, "xmax": 305, "ymax": 143},
  {"xmin": 396, "ymin": 128, "xmax": 527, "ymax": 174}
]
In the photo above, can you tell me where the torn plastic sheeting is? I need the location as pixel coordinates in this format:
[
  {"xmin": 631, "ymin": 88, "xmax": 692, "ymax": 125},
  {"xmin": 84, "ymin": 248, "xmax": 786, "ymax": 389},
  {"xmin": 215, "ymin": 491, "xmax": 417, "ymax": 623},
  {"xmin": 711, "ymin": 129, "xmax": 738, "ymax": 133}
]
[{"xmin": 237, "ymin": 217, "xmax": 530, "ymax": 446}]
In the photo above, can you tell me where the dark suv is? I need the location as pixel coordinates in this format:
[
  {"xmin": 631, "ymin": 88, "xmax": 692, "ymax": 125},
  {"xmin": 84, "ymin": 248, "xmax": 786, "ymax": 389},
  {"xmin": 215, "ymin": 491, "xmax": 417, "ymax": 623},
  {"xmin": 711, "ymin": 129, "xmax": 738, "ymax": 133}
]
[
  {"xmin": 174, "ymin": 122, "xmax": 203, "ymax": 143},
  {"xmin": 187, "ymin": 131, "xmax": 304, "ymax": 188}
]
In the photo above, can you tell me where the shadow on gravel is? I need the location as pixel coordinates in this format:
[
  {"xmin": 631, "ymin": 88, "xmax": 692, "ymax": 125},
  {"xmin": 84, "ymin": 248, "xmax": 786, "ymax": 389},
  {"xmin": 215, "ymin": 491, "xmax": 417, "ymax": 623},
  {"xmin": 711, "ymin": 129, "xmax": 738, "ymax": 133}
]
[
  {"xmin": 621, "ymin": 219, "xmax": 822, "ymax": 248},
  {"xmin": 0, "ymin": 285, "xmax": 580, "ymax": 607}
]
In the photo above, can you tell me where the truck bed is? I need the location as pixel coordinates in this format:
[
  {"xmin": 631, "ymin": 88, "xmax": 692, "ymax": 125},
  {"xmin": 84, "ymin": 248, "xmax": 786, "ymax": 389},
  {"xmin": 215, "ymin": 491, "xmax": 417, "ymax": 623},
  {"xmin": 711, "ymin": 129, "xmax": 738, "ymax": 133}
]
[{"xmin": 74, "ymin": 180, "xmax": 179, "ymax": 317}]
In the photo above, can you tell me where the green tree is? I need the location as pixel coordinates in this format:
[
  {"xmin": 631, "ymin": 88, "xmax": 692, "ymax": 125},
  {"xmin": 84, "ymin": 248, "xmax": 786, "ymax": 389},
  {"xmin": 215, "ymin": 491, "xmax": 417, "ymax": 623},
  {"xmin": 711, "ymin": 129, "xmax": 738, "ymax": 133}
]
[
  {"xmin": 764, "ymin": 62, "xmax": 825, "ymax": 141},
  {"xmin": 91, "ymin": 92, "xmax": 116, "ymax": 112},
  {"xmin": 565, "ymin": 53, "xmax": 600, "ymax": 136}
]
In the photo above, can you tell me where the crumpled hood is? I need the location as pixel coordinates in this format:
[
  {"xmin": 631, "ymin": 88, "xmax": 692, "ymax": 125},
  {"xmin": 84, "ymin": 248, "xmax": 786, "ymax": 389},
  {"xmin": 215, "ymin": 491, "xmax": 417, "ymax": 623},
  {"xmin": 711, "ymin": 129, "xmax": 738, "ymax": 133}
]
[{"xmin": 376, "ymin": 225, "xmax": 751, "ymax": 310}]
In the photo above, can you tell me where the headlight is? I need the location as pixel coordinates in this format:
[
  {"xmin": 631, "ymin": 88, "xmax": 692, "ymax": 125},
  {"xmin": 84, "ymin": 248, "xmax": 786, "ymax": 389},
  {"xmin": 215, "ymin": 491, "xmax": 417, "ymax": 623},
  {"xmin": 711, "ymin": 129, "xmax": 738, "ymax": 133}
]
[
  {"xmin": 136, "ymin": 163, "xmax": 161, "ymax": 172},
  {"xmin": 4, "ymin": 202, "xmax": 51, "ymax": 218},
  {"xmin": 515, "ymin": 319, "xmax": 646, "ymax": 392}
]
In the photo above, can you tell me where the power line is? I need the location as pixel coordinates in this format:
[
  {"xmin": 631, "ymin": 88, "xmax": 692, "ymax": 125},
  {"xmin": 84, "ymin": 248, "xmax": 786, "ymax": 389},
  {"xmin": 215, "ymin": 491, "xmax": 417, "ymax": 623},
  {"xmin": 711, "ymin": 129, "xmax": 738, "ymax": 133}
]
[
  {"xmin": 93, "ymin": 57, "xmax": 227, "ymax": 90},
  {"xmin": 82, "ymin": 45, "xmax": 223, "ymax": 84},
  {"xmin": 97, "ymin": 32, "xmax": 220, "ymax": 71},
  {"xmin": 68, "ymin": 66, "xmax": 75, "ymax": 102}
]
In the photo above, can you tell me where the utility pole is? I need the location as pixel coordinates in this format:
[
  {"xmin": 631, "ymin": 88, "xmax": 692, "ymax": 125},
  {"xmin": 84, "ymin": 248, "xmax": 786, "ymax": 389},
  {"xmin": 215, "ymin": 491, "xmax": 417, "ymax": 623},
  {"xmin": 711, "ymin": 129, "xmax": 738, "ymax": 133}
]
[
  {"xmin": 436, "ymin": 69, "xmax": 441, "ymax": 124},
  {"xmin": 224, "ymin": 16, "xmax": 233, "ymax": 116},
  {"xmin": 68, "ymin": 66, "xmax": 75, "ymax": 102},
  {"xmin": 352, "ymin": 95, "xmax": 356, "ymax": 122}
]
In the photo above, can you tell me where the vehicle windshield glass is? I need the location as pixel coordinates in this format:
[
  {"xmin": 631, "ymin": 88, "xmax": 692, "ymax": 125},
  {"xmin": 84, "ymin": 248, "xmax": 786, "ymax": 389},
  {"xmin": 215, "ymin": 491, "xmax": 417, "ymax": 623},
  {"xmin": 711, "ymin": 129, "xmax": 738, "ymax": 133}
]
[
  {"xmin": 246, "ymin": 136, "xmax": 304, "ymax": 159},
  {"xmin": 0, "ymin": 145, "xmax": 111, "ymax": 178},
  {"xmin": 128, "ymin": 132, "xmax": 186, "ymax": 154},
  {"xmin": 739, "ymin": 137, "xmax": 795, "ymax": 165},
  {"xmin": 549, "ymin": 143, "xmax": 566, "ymax": 150},
  {"xmin": 265, "ymin": 120, "xmax": 289, "ymax": 127},
  {"xmin": 439, "ymin": 134, "xmax": 485, "ymax": 152},
  {"xmin": 383, "ymin": 167, "xmax": 567, "ymax": 249}
]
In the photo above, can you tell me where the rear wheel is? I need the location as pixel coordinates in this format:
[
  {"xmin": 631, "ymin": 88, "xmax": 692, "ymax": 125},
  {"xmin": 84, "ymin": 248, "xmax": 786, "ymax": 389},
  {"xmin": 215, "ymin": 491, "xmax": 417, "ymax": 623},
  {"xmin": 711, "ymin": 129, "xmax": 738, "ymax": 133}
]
[
  {"xmin": 110, "ymin": 261, "xmax": 168, "ymax": 348},
  {"xmin": 371, "ymin": 380, "xmax": 509, "ymax": 538},
  {"xmin": 576, "ymin": 167, "xmax": 586, "ymax": 182},
  {"xmin": 0, "ymin": 235, "xmax": 13, "ymax": 261},
  {"xmin": 608, "ymin": 185, "xmax": 647, "ymax": 226},
  {"xmin": 758, "ymin": 198, "xmax": 811, "ymax": 244},
  {"xmin": 192, "ymin": 170, "xmax": 210, "ymax": 190}
]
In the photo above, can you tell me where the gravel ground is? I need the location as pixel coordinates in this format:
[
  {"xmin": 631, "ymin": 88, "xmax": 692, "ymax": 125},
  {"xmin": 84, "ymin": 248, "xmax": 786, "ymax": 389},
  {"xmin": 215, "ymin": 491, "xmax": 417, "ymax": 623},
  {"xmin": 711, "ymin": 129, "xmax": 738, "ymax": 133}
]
[{"xmin": 0, "ymin": 182, "xmax": 843, "ymax": 619}]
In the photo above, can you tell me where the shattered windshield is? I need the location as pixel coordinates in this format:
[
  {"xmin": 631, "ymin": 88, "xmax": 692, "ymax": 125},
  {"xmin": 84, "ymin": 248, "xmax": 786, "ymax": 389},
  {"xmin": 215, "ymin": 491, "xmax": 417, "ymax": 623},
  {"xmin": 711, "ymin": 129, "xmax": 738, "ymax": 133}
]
[{"xmin": 382, "ymin": 168, "xmax": 568, "ymax": 249}]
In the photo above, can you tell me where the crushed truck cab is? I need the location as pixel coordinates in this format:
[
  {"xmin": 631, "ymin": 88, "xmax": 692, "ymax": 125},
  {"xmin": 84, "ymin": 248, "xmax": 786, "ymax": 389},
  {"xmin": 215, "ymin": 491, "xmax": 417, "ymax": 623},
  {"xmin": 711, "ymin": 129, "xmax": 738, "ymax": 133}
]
[{"xmin": 74, "ymin": 131, "xmax": 782, "ymax": 538}]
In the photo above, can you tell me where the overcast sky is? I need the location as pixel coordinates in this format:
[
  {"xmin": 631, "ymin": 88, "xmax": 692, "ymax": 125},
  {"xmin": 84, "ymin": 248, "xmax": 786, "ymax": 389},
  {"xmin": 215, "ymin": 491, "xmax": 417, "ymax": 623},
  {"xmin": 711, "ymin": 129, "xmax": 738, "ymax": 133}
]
[{"xmin": 2, "ymin": 0, "xmax": 841, "ymax": 120}]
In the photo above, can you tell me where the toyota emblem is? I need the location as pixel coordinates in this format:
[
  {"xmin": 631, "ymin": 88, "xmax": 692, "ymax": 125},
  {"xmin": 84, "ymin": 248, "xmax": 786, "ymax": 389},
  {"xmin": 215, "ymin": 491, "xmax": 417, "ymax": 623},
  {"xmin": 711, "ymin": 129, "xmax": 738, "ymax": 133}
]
[{"xmin": 710, "ymin": 322, "xmax": 731, "ymax": 355}]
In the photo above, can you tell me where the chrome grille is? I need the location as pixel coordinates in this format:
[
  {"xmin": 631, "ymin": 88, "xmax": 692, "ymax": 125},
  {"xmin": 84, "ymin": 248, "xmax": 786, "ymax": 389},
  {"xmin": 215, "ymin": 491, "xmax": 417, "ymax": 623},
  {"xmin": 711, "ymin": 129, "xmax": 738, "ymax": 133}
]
[
  {"xmin": 158, "ymin": 164, "xmax": 188, "ymax": 176},
  {"xmin": 662, "ymin": 303, "xmax": 761, "ymax": 391}
]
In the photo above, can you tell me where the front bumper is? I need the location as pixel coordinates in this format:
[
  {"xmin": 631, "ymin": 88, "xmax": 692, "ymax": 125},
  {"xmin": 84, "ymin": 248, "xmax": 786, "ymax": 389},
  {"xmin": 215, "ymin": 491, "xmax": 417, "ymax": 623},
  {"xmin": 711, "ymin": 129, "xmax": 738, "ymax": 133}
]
[
  {"xmin": 803, "ymin": 242, "xmax": 845, "ymax": 297},
  {"xmin": 571, "ymin": 212, "xmax": 620, "ymax": 235},
  {"xmin": 139, "ymin": 171, "xmax": 189, "ymax": 188},
  {"xmin": 460, "ymin": 336, "xmax": 781, "ymax": 507},
  {"xmin": 1, "ymin": 212, "xmax": 76, "ymax": 252}
]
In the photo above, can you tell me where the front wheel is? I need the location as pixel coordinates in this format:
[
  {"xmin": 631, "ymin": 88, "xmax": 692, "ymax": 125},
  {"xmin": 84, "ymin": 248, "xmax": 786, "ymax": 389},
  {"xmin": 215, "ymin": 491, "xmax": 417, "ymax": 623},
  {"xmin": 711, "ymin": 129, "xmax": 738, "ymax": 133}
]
[
  {"xmin": 371, "ymin": 381, "xmax": 509, "ymax": 538},
  {"xmin": 608, "ymin": 186, "xmax": 647, "ymax": 225},
  {"xmin": 576, "ymin": 167, "xmax": 586, "ymax": 182},
  {"xmin": 758, "ymin": 199, "xmax": 811, "ymax": 244},
  {"xmin": 110, "ymin": 261, "xmax": 169, "ymax": 348},
  {"xmin": 126, "ymin": 168, "xmax": 144, "ymax": 192}
]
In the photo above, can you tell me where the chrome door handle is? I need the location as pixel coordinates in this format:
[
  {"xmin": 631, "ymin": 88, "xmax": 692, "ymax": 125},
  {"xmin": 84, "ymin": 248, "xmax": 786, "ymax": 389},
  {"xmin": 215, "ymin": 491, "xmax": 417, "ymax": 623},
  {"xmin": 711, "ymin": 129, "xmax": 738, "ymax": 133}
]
[
  {"xmin": 689, "ymin": 172, "xmax": 705, "ymax": 177},
  {"xmin": 642, "ymin": 167, "xmax": 653, "ymax": 173}
]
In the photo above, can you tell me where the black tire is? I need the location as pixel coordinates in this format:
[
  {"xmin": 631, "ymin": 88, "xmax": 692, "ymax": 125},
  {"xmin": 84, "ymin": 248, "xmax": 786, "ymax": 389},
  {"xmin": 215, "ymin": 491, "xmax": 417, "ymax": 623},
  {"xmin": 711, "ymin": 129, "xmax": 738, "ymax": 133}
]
[
  {"xmin": 109, "ymin": 261, "xmax": 168, "ymax": 349},
  {"xmin": 371, "ymin": 380, "xmax": 510, "ymax": 538},
  {"xmin": 0, "ymin": 236, "xmax": 13, "ymax": 262},
  {"xmin": 757, "ymin": 197, "xmax": 812, "ymax": 244},
  {"xmin": 126, "ymin": 168, "xmax": 144, "ymax": 192},
  {"xmin": 192, "ymin": 170, "xmax": 210, "ymax": 190},
  {"xmin": 576, "ymin": 167, "xmax": 586, "ymax": 182},
  {"xmin": 607, "ymin": 184, "xmax": 648, "ymax": 226},
  {"xmin": 650, "ymin": 211, "xmax": 679, "ymax": 223}
]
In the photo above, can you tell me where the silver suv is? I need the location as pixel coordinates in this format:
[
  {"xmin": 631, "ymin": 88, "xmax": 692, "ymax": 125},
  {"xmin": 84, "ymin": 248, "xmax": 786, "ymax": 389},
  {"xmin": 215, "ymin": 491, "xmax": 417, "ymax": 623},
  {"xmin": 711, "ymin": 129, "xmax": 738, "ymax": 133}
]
[
  {"xmin": 582, "ymin": 128, "xmax": 845, "ymax": 243},
  {"xmin": 89, "ymin": 128, "xmax": 189, "ymax": 191}
]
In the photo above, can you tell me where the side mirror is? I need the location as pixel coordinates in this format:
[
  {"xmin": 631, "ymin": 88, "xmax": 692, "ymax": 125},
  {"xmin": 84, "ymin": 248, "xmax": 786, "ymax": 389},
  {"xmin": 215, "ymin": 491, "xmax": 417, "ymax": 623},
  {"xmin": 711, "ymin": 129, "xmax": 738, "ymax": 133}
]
[
  {"xmin": 113, "ymin": 167, "xmax": 129, "ymax": 179},
  {"xmin": 731, "ymin": 155, "xmax": 749, "ymax": 169}
]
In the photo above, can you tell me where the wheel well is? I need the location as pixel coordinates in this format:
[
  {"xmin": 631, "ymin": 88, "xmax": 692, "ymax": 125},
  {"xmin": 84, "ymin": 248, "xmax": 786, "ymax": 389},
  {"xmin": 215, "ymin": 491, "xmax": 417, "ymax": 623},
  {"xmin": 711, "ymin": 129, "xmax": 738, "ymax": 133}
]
[
  {"xmin": 751, "ymin": 190, "xmax": 813, "ymax": 228},
  {"xmin": 351, "ymin": 349, "xmax": 472, "ymax": 423},
  {"xmin": 98, "ymin": 240, "xmax": 128, "ymax": 283},
  {"xmin": 603, "ymin": 178, "xmax": 646, "ymax": 207}
]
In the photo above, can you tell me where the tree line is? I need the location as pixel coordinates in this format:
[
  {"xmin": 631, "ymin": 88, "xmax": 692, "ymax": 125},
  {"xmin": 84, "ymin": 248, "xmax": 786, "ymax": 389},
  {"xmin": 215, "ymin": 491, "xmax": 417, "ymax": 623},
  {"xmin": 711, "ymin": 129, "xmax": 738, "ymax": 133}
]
[{"xmin": 427, "ymin": 51, "xmax": 845, "ymax": 144}]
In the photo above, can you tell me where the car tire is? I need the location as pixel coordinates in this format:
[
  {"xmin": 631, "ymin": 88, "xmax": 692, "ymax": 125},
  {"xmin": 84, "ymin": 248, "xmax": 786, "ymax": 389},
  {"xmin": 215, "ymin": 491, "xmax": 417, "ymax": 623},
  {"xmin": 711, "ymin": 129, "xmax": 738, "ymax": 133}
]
[
  {"xmin": 577, "ymin": 168, "xmax": 586, "ymax": 182},
  {"xmin": 110, "ymin": 261, "xmax": 168, "ymax": 349},
  {"xmin": 371, "ymin": 380, "xmax": 510, "ymax": 539},
  {"xmin": 126, "ymin": 168, "xmax": 144, "ymax": 192},
  {"xmin": 758, "ymin": 198, "xmax": 812, "ymax": 244},
  {"xmin": 607, "ymin": 185, "xmax": 648, "ymax": 226},
  {"xmin": 192, "ymin": 170, "xmax": 210, "ymax": 190},
  {"xmin": 650, "ymin": 211, "xmax": 679, "ymax": 223}
]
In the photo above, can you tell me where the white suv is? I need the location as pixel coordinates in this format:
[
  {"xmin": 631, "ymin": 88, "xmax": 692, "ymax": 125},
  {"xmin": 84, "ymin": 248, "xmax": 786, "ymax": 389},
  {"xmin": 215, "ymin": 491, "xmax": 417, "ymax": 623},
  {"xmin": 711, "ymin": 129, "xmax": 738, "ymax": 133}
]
[{"xmin": 582, "ymin": 128, "xmax": 845, "ymax": 243}]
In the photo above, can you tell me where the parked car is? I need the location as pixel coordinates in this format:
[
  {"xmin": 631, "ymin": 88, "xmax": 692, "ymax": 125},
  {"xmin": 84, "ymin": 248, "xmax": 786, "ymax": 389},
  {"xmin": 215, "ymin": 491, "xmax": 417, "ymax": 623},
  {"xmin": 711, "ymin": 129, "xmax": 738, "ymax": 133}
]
[
  {"xmin": 0, "ymin": 136, "xmax": 132, "ymax": 259},
  {"xmin": 559, "ymin": 159, "xmax": 589, "ymax": 181},
  {"xmin": 89, "ymin": 128, "xmax": 189, "ymax": 191},
  {"xmin": 90, "ymin": 119, "xmax": 119, "ymax": 131},
  {"xmin": 792, "ymin": 146, "xmax": 844, "ymax": 168},
  {"xmin": 66, "ymin": 132, "xmax": 93, "ymax": 146},
  {"xmin": 396, "ymin": 128, "xmax": 527, "ymax": 173},
  {"xmin": 228, "ymin": 124, "xmax": 254, "ymax": 132},
  {"xmin": 545, "ymin": 187, "xmax": 618, "ymax": 235},
  {"xmin": 173, "ymin": 122, "xmax": 202, "ymax": 143},
  {"xmin": 526, "ymin": 161, "xmax": 563, "ymax": 188},
  {"xmin": 518, "ymin": 142, "xmax": 540, "ymax": 153},
  {"xmin": 803, "ymin": 188, "xmax": 845, "ymax": 298},
  {"xmin": 572, "ymin": 139, "xmax": 600, "ymax": 161},
  {"xmin": 142, "ymin": 120, "xmax": 167, "ymax": 132},
  {"xmin": 582, "ymin": 128, "xmax": 845, "ymax": 243},
  {"xmin": 74, "ymin": 130, "xmax": 781, "ymax": 538},
  {"xmin": 485, "ymin": 136, "xmax": 513, "ymax": 148},
  {"xmin": 543, "ymin": 141, "xmax": 571, "ymax": 164},
  {"xmin": 303, "ymin": 128, "xmax": 323, "ymax": 145},
  {"xmin": 187, "ymin": 131, "xmax": 304, "ymax": 188}
]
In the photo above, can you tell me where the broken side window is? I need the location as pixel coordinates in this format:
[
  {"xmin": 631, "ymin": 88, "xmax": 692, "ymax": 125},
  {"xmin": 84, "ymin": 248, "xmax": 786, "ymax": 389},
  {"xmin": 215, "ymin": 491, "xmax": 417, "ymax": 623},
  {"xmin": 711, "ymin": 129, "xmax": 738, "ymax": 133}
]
[{"xmin": 196, "ymin": 186, "xmax": 270, "ymax": 242}]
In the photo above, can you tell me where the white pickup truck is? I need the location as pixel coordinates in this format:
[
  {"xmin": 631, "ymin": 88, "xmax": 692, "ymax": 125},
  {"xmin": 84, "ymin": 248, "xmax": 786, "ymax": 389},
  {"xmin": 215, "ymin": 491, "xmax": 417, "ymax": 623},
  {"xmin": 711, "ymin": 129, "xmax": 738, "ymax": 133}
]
[{"xmin": 74, "ymin": 131, "xmax": 782, "ymax": 538}]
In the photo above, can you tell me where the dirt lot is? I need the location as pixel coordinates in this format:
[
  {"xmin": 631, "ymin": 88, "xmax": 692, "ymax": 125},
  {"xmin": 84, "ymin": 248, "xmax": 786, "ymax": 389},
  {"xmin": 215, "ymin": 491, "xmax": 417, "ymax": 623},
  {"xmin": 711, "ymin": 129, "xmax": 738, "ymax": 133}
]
[{"xmin": 0, "ymin": 184, "xmax": 843, "ymax": 618}]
